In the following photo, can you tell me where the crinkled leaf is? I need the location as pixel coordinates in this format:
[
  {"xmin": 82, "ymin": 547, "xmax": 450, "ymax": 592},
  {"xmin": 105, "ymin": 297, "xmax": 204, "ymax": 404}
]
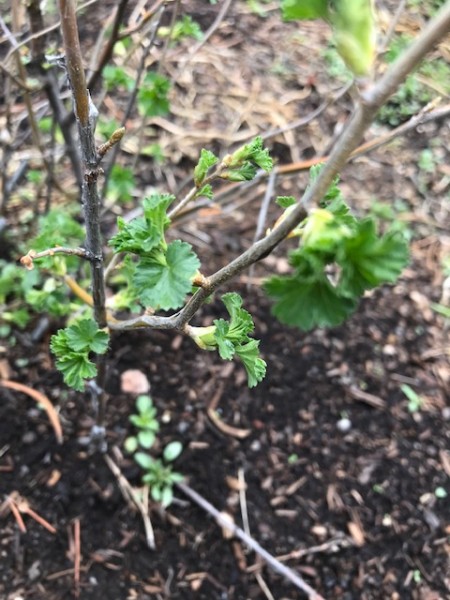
[
  {"xmin": 65, "ymin": 319, "xmax": 109, "ymax": 354},
  {"xmin": 235, "ymin": 340, "xmax": 267, "ymax": 388},
  {"xmin": 212, "ymin": 293, "xmax": 265, "ymax": 386},
  {"xmin": 302, "ymin": 209, "xmax": 353, "ymax": 253},
  {"xmin": 221, "ymin": 162, "xmax": 257, "ymax": 182},
  {"xmin": 133, "ymin": 240, "xmax": 200, "ymax": 310},
  {"xmin": 54, "ymin": 353, "xmax": 97, "ymax": 392},
  {"xmin": 228, "ymin": 137, "xmax": 273, "ymax": 172},
  {"xmin": 137, "ymin": 72, "xmax": 170, "ymax": 117},
  {"xmin": 194, "ymin": 149, "xmax": 219, "ymax": 186},
  {"xmin": 195, "ymin": 183, "xmax": 214, "ymax": 200},
  {"xmin": 213, "ymin": 292, "xmax": 255, "ymax": 359},
  {"xmin": 214, "ymin": 320, "xmax": 236, "ymax": 360},
  {"xmin": 337, "ymin": 219, "xmax": 409, "ymax": 296},
  {"xmin": 265, "ymin": 274, "xmax": 357, "ymax": 331},
  {"xmin": 281, "ymin": 0, "xmax": 328, "ymax": 20},
  {"xmin": 109, "ymin": 194, "xmax": 173, "ymax": 255}
]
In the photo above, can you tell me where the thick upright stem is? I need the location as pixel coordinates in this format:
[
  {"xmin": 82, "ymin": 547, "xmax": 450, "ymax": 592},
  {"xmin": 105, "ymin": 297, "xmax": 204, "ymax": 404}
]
[
  {"xmin": 58, "ymin": 0, "xmax": 108, "ymax": 439},
  {"xmin": 58, "ymin": 0, "xmax": 107, "ymax": 330}
]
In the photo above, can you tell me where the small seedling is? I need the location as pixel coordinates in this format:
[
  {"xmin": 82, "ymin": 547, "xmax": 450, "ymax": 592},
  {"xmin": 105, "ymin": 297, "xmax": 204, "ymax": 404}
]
[
  {"xmin": 434, "ymin": 486, "xmax": 447, "ymax": 499},
  {"xmin": 400, "ymin": 384, "xmax": 423, "ymax": 413},
  {"xmin": 134, "ymin": 442, "xmax": 184, "ymax": 507},
  {"xmin": 125, "ymin": 396, "xmax": 183, "ymax": 506},
  {"xmin": 124, "ymin": 395, "xmax": 160, "ymax": 453}
]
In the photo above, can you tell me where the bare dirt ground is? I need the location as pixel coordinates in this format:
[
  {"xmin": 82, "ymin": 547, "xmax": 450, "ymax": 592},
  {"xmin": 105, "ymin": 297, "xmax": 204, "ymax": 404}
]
[{"xmin": 0, "ymin": 1, "xmax": 449, "ymax": 599}]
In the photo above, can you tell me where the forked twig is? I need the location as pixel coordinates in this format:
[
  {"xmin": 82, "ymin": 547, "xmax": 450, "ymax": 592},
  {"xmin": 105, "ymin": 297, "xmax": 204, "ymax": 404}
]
[{"xmin": 0, "ymin": 492, "xmax": 57, "ymax": 534}]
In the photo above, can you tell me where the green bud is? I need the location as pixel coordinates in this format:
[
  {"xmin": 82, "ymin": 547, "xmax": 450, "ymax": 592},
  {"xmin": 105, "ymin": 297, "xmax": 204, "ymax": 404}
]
[
  {"xmin": 329, "ymin": 0, "xmax": 376, "ymax": 77},
  {"xmin": 187, "ymin": 325, "xmax": 217, "ymax": 351}
]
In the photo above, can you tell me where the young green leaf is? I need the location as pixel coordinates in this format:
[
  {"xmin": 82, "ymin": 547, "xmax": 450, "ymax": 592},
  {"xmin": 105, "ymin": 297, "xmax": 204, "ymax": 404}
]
[
  {"xmin": 124, "ymin": 436, "xmax": 139, "ymax": 453},
  {"xmin": 301, "ymin": 208, "xmax": 353, "ymax": 253},
  {"xmin": 132, "ymin": 240, "xmax": 200, "ymax": 310},
  {"xmin": 163, "ymin": 441, "xmax": 183, "ymax": 462},
  {"xmin": 109, "ymin": 194, "xmax": 173, "ymax": 255},
  {"xmin": 337, "ymin": 219, "xmax": 409, "ymax": 297},
  {"xmin": 281, "ymin": 0, "xmax": 328, "ymax": 20},
  {"xmin": 134, "ymin": 452, "xmax": 154, "ymax": 470},
  {"xmin": 160, "ymin": 486, "xmax": 173, "ymax": 507},
  {"xmin": 194, "ymin": 149, "xmax": 219, "ymax": 186},
  {"xmin": 221, "ymin": 162, "xmax": 258, "ymax": 182},
  {"xmin": 54, "ymin": 353, "xmax": 97, "ymax": 392},
  {"xmin": 137, "ymin": 72, "xmax": 171, "ymax": 118},
  {"xmin": 65, "ymin": 319, "xmax": 109, "ymax": 354},
  {"xmin": 227, "ymin": 137, "xmax": 273, "ymax": 172},
  {"xmin": 265, "ymin": 273, "xmax": 357, "ymax": 330},
  {"xmin": 136, "ymin": 394, "xmax": 153, "ymax": 414},
  {"xmin": 329, "ymin": 0, "xmax": 376, "ymax": 77},
  {"xmin": 138, "ymin": 430, "xmax": 156, "ymax": 449},
  {"xmin": 212, "ymin": 293, "xmax": 266, "ymax": 387},
  {"xmin": 195, "ymin": 183, "xmax": 214, "ymax": 200},
  {"xmin": 235, "ymin": 340, "xmax": 267, "ymax": 388}
]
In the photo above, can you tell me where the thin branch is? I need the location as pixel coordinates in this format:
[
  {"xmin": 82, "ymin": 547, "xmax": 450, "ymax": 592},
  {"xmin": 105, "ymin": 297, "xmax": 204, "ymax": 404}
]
[
  {"xmin": 379, "ymin": 0, "xmax": 408, "ymax": 54},
  {"xmin": 87, "ymin": 0, "xmax": 130, "ymax": 91},
  {"xmin": 101, "ymin": 5, "xmax": 166, "ymax": 200},
  {"xmin": 177, "ymin": 481, "xmax": 325, "ymax": 600},
  {"xmin": 108, "ymin": 4, "xmax": 450, "ymax": 332},
  {"xmin": 20, "ymin": 247, "xmax": 90, "ymax": 270},
  {"xmin": 1, "ymin": 0, "xmax": 99, "ymax": 68}
]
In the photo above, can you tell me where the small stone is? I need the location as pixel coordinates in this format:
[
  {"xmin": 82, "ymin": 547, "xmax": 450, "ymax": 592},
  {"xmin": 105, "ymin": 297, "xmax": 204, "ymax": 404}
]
[
  {"xmin": 337, "ymin": 418, "xmax": 352, "ymax": 433},
  {"xmin": 442, "ymin": 407, "xmax": 450, "ymax": 421},
  {"xmin": 22, "ymin": 431, "xmax": 37, "ymax": 444}
]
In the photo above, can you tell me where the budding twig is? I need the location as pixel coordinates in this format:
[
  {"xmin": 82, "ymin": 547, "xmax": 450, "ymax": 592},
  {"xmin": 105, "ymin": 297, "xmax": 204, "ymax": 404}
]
[{"xmin": 20, "ymin": 247, "xmax": 90, "ymax": 270}]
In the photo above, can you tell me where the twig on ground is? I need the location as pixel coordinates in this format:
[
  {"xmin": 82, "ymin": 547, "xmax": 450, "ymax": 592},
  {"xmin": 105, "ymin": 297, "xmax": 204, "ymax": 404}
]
[
  {"xmin": 347, "ymin": 386, "xmax": 386, "ymax": 410},
  {"xmin": 73, "ymin": 518, "xmax": 81, "ymax": 598},
  {"xmin": 0, "ymin": 380, "xmax": 63, "ymax": 444},
  {"xmin": 0, "ymin": 492, "xmax": 57, "ymax": 534},
  {"xmin": 104, "ymin": 454, "xmax": 156, "ymax": 549},
  {"xmin": 177, "ymin": 481, "xmax": 326, "ymax": 600},
  {"xmin": 237, "ymin": 468, "xmax": 276, "ymax": 600}
]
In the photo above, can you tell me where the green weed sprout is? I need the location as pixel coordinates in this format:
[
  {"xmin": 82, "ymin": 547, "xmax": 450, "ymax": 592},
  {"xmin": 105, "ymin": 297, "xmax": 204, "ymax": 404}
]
[{"xmin": 125, "ymin": 396, "xmax": 183, "ymax": 507}]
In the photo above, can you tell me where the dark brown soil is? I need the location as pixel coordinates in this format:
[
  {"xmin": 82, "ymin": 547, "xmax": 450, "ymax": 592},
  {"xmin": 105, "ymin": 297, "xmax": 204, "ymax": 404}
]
[{"xmin": 1, "ymin": 1, "xmax": 449, "ymax": 600}]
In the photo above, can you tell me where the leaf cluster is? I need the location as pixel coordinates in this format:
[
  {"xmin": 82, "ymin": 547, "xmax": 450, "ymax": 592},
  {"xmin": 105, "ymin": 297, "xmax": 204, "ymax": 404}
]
[
  {"xmin": 50, "ymin": 319, "xmax": 109, "ymax": 391},
  {"xmin": 109, "ymin": 194, "xmax": 200, "ymax": 311},
  {"xmin": 265, "ymin": 166, "xmax": 409, "ymax": 330},
  {"xmin": 281, "ymin": 0, "xmax": 376, "ymax": 77},
  {"xmin": 124, "ymin": 395, "xmax": 160, "ymax": 452},
  {"xmin": 222, "ymin": 136, "xmax": 273, "ymax": 182},
  {"xmin": 191, "ymin": 293, "xmax": 266, "ymax": 388}
]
